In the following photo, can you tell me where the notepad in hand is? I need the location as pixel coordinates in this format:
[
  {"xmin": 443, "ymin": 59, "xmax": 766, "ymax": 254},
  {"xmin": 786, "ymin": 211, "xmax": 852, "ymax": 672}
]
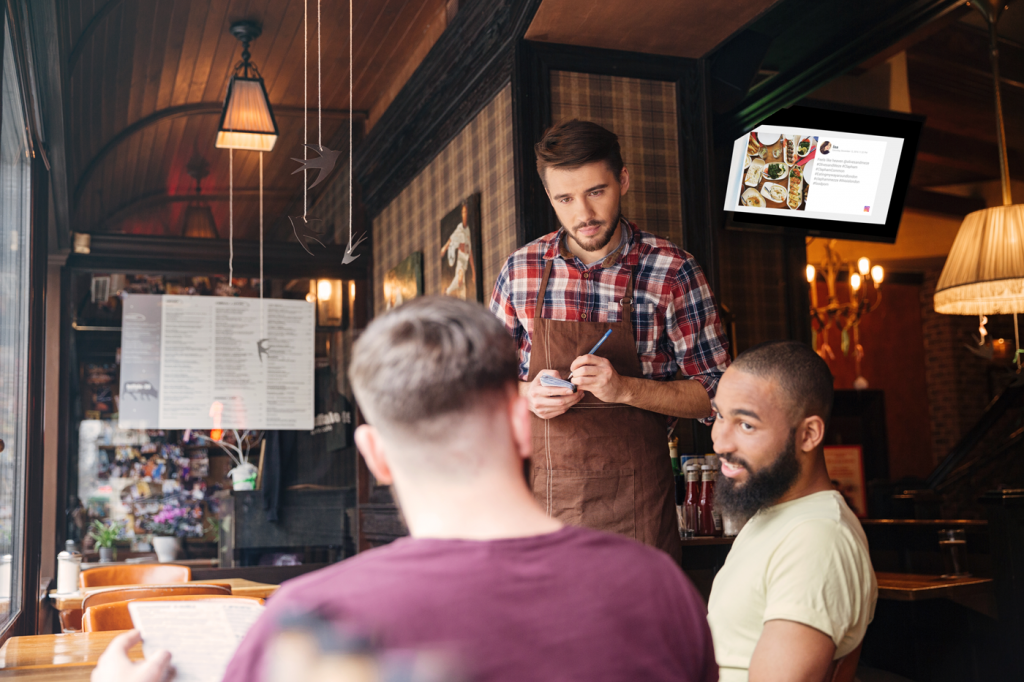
[{"xmin": 540, "ymin": 374, "xmax": 577, "ymax": 393}]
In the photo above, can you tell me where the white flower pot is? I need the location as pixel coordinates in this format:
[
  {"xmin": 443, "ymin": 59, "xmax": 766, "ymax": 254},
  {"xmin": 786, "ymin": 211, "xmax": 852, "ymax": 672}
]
[
  {"xmin": 228, "ymin": 462, "xmax": 259, "ymax": 491},
  {"xmin": 98, "ymin": 547, "xmax": 113, "ymax": 563},
  {"xmin": 152, "ymin": 536, "xmax": 181, "ymax": 563}
]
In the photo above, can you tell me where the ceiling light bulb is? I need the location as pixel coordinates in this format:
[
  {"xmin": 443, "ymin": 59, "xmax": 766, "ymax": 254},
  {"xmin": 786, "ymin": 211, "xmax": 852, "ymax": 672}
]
[
  {"xmin": 305, "ymin": 292, "xmax": 316, "ymax": 303},
  {"xmin": 850, "ymin": 273, "xmax": 862, "ymax": 291},
  {"xmin": 858, "ymin": 257, "xmax": 870, "ymax": 275},
  {"xmin": 317, "ymin": 280, "xmax": 333, "ymax": 301},
  {"xmin": 806, "ymin": 264, "xmax": 816, "ymax": 283},
  {"xmin": 871, "ymin": 265, "xmax": 884, "ymax": 284}
]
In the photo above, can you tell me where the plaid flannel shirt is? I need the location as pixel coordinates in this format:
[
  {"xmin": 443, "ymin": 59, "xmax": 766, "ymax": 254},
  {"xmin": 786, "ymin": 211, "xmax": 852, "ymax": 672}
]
[{"xmin": 490, "ymin": 220, "xmax": 731, "ymax": 406}]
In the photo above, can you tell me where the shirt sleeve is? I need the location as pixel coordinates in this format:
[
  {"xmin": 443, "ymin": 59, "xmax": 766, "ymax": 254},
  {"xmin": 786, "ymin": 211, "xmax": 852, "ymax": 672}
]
[
  {"xmin": 489, "ymin": 257, "xmax": 530, "ymax": 380},
  {"xmin": 664, "ymin": 255, "xmax": 731, "ymax": 409},
  {"xmin": 762, "ymin": 519, "xmax": 876, "ymax": 649}
]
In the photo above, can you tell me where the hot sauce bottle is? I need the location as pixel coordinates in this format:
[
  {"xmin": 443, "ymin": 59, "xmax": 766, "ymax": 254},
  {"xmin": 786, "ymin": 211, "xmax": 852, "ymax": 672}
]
[
  {"xmin": 682, "ymin": 464, "xmax": 701, "ymax": 538},
  {"xmin": 698, "ymin": 465, "xmax": 723, "ymax": 537}
]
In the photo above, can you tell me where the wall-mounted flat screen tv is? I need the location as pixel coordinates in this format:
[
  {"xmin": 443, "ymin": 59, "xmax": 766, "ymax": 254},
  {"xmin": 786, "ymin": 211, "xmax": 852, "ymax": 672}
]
[{"xmin": 723, "ymin": 102, "xmax": 924, "ymax": 244}]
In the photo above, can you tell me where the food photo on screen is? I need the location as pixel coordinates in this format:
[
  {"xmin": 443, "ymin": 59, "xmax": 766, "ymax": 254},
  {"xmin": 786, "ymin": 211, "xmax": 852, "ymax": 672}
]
[{"xmin": 738, "ymin": 132, "xmax": 819, "ymax": 212}]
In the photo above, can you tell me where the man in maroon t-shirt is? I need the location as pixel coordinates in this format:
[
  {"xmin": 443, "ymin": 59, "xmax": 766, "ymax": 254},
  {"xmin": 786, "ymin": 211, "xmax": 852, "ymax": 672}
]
[{"xmin": 96, "ymin": 297, "xmax": 716, "ymax": 682}]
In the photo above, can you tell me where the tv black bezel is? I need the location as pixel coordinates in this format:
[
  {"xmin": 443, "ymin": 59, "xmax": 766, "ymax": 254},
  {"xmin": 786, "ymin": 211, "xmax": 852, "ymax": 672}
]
[{"xmin": 723, "ymin": 101, "xmax": 925, "ymax": 244}]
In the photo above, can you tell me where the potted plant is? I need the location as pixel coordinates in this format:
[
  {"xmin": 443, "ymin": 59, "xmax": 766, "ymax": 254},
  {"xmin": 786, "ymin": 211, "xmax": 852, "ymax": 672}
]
[
  {"xmin": 206, "ymin": 429, "xmax": 262, "ymax": 491},
  {"xmin": 144, "ymin": 500, "xmax": 206, "ymax": 562},
  {"xmin": 88, "ymin": 520, "xmax": 122, "ymax": 563}
]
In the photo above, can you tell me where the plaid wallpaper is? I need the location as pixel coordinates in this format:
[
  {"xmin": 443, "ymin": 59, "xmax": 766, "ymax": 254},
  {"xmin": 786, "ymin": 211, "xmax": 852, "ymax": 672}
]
[
  {"xmin": 371, "ymin": 85, "xmax": 517, "ymax": 314},
  {"xmin": 549, "ymin": 71, "xmax": 683, "ymax": 247}
]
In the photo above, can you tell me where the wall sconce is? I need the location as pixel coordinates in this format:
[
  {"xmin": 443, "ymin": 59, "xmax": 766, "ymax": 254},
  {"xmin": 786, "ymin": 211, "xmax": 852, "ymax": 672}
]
[
  {"xmin": 808, "ymin": 240, "xmax": 884, "ymax": 387},
  {"xmin": 315, "ymin": 279, "xmax": 344, "ymax": 327}
]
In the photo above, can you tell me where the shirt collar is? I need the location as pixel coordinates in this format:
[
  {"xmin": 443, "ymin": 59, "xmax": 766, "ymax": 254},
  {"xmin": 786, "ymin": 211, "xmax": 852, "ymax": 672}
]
[{"xmin": 545, "ymin": 217, "xmax": 635, "ymax": 268}]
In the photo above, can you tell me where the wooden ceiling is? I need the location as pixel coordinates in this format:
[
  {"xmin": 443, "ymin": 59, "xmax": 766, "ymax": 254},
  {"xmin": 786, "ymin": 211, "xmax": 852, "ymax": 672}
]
[
  {"xmin": 61, "ymin": 0, "xmax": 448, "ymax": 240},
  {"xmin": 524, "ymin": 0, "xmax": 783, "ymax": 59}
]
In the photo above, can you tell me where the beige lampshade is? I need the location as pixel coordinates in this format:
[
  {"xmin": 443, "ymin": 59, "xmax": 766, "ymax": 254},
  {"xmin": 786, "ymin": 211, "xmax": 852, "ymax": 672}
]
[
  {"xmin": 181, "ymin": 204, "xmax": 219, "ymax": 239},
  {"xmin": 934, "ymin": 204, "xmax": 1024, "ymax": 314},
  {"xmin": 216, "ymin": 77, "xmax": 278, "ymax": 152}
]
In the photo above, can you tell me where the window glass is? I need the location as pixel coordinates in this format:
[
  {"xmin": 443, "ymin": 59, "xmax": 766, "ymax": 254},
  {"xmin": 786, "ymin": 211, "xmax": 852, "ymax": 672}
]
[{"xmin": 0, "ymin": 14, "xmax": 32, "ymax": 631}]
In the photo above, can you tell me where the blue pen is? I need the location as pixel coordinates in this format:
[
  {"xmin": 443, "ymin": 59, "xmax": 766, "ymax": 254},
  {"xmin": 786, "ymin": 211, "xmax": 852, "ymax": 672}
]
[{"xmin": 567, "ymin": 329, "xmax": 613, "ymax": 380}]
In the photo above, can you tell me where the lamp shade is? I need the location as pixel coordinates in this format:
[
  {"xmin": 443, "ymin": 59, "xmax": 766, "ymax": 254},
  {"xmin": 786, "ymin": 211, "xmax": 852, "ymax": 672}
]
[
  {"xmin": 181, "ymin": 204, "xmax": 219, "ymax": 239},
  {"xmin": 216, "ymin": 77, "xmax": 278, "ymax": 152},
  {"xmin": 934, "ymin": 204, "xmax": 1024, "ymax": 314}
]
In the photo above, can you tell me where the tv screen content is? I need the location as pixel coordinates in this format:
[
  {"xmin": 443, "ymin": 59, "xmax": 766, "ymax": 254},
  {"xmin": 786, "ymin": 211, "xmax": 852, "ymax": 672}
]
[{"xmin": 723, "ymin": 104, "xmax": 923, "ymax": 243}]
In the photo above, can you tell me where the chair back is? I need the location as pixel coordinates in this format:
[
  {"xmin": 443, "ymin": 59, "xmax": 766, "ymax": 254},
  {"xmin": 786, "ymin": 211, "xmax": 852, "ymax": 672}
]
[
  {"xmin": 81, "ymin": 583, "xmax": 231, "ymax": 611},
  {"xmin": 823, "ymin": 643, "xmax": 863, "ymax": 682},
  {"xmin": 83, "ymin": 594, "xmax": 263, "ymax": 632},
  {"xmin": 80, "ymin": 563, "xmax": 192, "ymax": 588}
]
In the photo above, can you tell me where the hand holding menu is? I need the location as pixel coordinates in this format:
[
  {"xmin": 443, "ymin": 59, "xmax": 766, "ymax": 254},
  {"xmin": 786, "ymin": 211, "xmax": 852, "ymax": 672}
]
[{"xmin": 127, "ymin": 600, "xmax": 264, "ymax": 682}]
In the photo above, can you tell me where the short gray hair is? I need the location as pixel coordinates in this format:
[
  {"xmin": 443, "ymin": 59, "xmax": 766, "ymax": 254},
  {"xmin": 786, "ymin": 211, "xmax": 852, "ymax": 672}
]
[{"xmin": 349, "ymin": 296, "xmax": 519, "ymax": 437}]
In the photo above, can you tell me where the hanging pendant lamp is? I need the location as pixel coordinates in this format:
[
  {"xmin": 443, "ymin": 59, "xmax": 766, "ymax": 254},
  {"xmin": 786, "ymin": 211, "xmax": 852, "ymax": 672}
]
[
  {"xmin": 216, "ymin": 21, "xmax": 278, "ymax": 152},
  {"xmin": 933, "ymin": 0, "xmax": 1024, "ymax": 366},
  {"xmin": 181, "ymin": 149, "xmax": 218, "ymax": 239}
]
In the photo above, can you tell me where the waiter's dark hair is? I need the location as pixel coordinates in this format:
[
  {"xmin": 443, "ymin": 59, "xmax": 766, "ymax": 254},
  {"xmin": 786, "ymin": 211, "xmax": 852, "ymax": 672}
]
[
  {"xmin": 731, "ymin": 341, "xmax": 834, "ymax": 427},
  {"xmin": 535, "ymin": 120, "xmax": 624, "ymax": 185},
  {"xmin": 349, "ymin": 296, "xmax": 519, "ymax": 438}
]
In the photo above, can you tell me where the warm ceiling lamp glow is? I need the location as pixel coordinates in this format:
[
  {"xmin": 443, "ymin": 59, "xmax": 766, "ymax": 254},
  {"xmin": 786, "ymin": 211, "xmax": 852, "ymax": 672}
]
[
  {"xmin": 805, "ymin": 264, "xmax": 816, "ymax": 283},
  {"xmin": 858, "ymin": 257, "xmax": 870, "ymax": 276},
  {"xmin": 216, "ymin": 22, "xmax": 278, "ymax": 152},
  {"xmin": 850, "ymin": 273, "xmax": 862, "ymax": 291},
  {"xmin": 871, "ymin": 265, "xmax": 884, "ymax": 284},
  {"xmin": 317, "ymin": 279, "xmax": 333, "ymax": 301},
  {"xmin": 935, "ymin": 206, "xmax": 1024, "ymax": 314},
  {"xmin": 305, "ymin": 292, "xmax": 316, "ymax": 303}
]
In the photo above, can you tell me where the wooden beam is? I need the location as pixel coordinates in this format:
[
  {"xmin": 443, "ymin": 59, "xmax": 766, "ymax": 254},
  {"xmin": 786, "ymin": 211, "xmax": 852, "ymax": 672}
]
[
  {"xmin": 98, "ymin": 188, "xmax": 298, "ymax": 230},
  {"xmin": 917, "ymin": 126, "xmax": 1022, "ymax": 177},
  {"xmin": 353, "ymin": 0, "xmax": 545, "ymax": 216},
  {"xmin": 66, "ymin": 0, "xmax": 123, "ymax": 73},
  {"xmin": 904, "ymin": 187, "xmax": 987, "ymax": 216},
  {"xmin": 715, "ymin": 0, "xmax": 966, "ymax": 142},
  {"xmin": 73, "ymin": 104, "xmax": 367, "ymax": 206}
]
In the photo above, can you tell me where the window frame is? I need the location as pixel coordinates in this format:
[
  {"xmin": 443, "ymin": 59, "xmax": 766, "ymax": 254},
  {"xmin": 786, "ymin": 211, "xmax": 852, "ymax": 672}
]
[{"xmin": 0, "ymin": 0, "xmax": 48, "ymax": 646}]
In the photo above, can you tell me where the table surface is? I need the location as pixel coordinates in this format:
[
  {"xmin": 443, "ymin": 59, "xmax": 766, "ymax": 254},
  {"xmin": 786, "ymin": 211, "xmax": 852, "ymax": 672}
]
[
  {"xmin": 0, "ymin": 630, "xmax": 140, "ymax": 671},
  {"xmin": 49, "ymin": 577, "xmax": 278, "ymax": 611},
  {"xmin": 876, "ymin": 572, "xmax": 994, "ymax": 602}
]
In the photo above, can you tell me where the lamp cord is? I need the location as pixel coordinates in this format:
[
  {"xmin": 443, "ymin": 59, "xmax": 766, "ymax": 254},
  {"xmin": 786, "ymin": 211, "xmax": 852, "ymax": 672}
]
[
  {"xmin": 348, "ymin": 0, "xmax": 353, "ymax": 248},
  {"xmin": 229, "ymin": 147, "xmax": 234, "ymax": 290},
  {"xmin": 303, "ymin": 0, "xmax": 308, "ymax": 219},
  {"xmin": 318, "ymin": 0, "xmax": 322, "ymax": 150}
]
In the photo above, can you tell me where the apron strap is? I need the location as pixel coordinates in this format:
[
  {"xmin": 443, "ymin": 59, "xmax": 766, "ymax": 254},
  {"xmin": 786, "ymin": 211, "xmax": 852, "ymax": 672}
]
[
  {"xmin": 620, "ymin": 267, "xmax": 635, "ymax": 317},
  {"xmin": 534, "ymin": 259, "xmax": 555, "ymax": 321}
]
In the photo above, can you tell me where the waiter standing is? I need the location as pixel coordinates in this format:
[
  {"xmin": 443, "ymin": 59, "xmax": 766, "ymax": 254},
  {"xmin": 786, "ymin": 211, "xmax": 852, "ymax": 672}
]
[{"xmin": 490, "ymin": 120, "xmax": 731, "ymax": 561}]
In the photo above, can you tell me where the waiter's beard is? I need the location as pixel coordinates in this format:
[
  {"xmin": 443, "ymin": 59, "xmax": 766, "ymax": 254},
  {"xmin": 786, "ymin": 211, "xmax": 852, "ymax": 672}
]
[
  {"xmin": 716, "ymin": 428, "xmax": 800, "ymax": 521},
  {"xmin": 565, "ymin": 209, "xmax": 621, "ymax": 253}
]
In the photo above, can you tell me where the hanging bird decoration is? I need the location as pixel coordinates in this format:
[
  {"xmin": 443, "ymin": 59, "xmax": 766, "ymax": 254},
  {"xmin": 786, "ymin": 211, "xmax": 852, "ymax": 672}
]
[
  {"xmin": 291, "ymin": 144, "xmax": 341, "ymax": 189},
  {"xmin": 342, "ymin": 232, "xmax": 368, "ymax": 264},
  {"xmin": 290, "ymin": 216, "xmax": 327, "ymax": 255}
]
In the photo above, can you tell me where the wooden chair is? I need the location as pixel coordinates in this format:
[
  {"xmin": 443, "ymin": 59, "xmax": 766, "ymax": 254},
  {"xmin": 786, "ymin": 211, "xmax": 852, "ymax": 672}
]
[
  {"xmin": 823, "ymin": 643, "xmax": 863, "ymax": 682},
  {"xmin": 83, "ymin": 594, "xmax": 264, "ymax": 632},
  {"xmin": 60, "ymin": 577, "xmax": 219, "ymax": 634},
  {"xmin": 81, "ymin": 583, "xmax": 232, "ymax": 611},
  {"xmin": 79, "ymin": 563, "xmax": 192, "ymax": 588}
]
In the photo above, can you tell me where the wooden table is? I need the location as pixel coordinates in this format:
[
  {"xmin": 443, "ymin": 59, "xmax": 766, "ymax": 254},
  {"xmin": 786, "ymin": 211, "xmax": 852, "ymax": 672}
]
[
  {"xmin": 876, "ymin": 571, "xmax": 996, "ymax": 618},
  {"xmin": 49, "ymin": 578, "xmax": 278, "ymax": 611},
  {"xmin": 0, "ymin": 630, "xmax": 140, "ymax": 669}
]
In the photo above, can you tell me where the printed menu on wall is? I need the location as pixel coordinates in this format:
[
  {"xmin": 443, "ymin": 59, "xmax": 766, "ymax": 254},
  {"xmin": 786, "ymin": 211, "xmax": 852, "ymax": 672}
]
[{"xmin": 119, "ymin": 294, "xmax": 314, "ymax": 430}]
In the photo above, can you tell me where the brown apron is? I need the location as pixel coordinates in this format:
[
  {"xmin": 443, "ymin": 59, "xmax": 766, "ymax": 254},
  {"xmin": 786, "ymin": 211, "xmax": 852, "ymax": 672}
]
[{"xmin": 527, "ymin": 259, "xmax": 682, "ymax": 562}]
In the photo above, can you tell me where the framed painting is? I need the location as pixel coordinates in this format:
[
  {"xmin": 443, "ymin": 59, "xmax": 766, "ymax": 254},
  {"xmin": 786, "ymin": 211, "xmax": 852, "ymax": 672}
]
[
  {"xmin": 438, "ymin": 193, "xmax": 482, "ymax": 302},
  {"xmin": 383, "ymin": 251, "xmax": 423, "ymax": 311}
]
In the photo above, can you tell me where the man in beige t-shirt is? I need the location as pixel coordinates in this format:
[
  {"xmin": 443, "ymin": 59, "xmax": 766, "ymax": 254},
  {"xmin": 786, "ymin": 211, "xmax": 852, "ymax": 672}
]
[{"xmin": 707, "ymin": 341, "xmax": 876, "ymax": 682}]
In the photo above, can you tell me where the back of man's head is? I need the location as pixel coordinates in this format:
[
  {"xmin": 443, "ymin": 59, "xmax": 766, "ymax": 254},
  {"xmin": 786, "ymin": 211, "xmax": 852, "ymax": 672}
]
[
  {"xmin": 731, "ymin": 340, "xmax": 834, "ymax": 431},
  {"xmin": 349, "ymin": 297, "xmax": 519, "ymax": 475}
]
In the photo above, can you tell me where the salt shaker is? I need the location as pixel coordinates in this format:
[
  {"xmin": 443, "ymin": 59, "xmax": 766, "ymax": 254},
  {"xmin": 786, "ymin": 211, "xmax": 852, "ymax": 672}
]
[{"xmin": 56, "ymin": 540, "xmax": 82, "ymax": 595}]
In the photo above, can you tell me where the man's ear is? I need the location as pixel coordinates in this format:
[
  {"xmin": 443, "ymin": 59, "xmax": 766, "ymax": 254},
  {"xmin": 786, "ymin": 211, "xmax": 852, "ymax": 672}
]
[
  {"xmin": 508, "ymin": 392, "xmax": 533, "ymax": 462},
  {"xmin": 798, "ymin": 415, "xmax": 826, "ymax": 453},
  {"xmin": 354, "ymin": 424, "xmax": 394, "ymax": 485},
  {"xmin": 619, "ymin": 166, "xmax": 630, "ymax": 195}
]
